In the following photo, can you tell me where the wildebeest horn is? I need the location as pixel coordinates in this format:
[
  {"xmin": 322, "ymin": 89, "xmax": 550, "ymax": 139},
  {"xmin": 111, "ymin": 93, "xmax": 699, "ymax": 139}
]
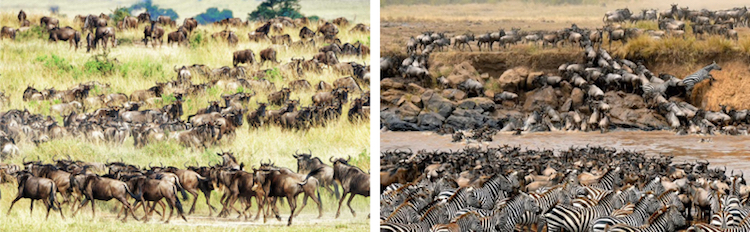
[
  {"xmin": 22, "ymin": 157, "xmax": 26, "ymax": 163},
  {"xmin": 148, "ymin": 162, "xmax": 153, "ymax": 169},
  {"xmin": 347, "ymin": 155, "xmax": 351, "ymax": 162},
  {"xmin": 208, "ymin": 161, "xmax": 214, "ymax": 167},
  {"xmin": 195, "ymin": 161, "xmax": 199, "ymax": 167},
  {"xmin": 174, "ymin": 65, "xmax": 179, "ymax": 72},
  {"xmin": 106, "ymin": 158, "xmax": 110, "ymax": 164},
  {"xmin": 183, "ymin": 161, "xmax": 189, "ymax": 168},
  {"xmin": 67, "ymin": 154, "xmax": 72, "ymax": 161},
  {"xmin": 160, "ymin": 161, "xmax": 164, "ymax": 167},
  {"xmin": 329, "ymin": 157, "xmax": 334, "ymax": 163}
]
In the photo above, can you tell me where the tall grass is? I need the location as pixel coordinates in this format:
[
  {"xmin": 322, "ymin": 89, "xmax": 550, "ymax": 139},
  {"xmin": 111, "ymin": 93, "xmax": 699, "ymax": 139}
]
[{"xmin": 0, "ymin": 11, "xmax": 369, "ymax": 231}]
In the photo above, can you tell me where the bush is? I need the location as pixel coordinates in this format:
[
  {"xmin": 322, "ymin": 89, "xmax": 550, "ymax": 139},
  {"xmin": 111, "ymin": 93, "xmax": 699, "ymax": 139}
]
[
  {"xmin": 17, "ymin": 26, "xmax": 47, "ymax": 40},
  {"xmin": 83, "ymin": 51, "xmax": 118, "ymax": 75},
  {"xmin": 248, "ymin": 0, "xmax": 304, "ymax": 21},
  {"xmin": 189, "ymin": 30, "xmax": 207, "ymax": 48},
  {"xmin": 129, "ymin": 0, "xmax": 179, "ymax": 20},
  {"xmin": 35, "ymin": 54, "xmax": 74, "ymax": 72}
]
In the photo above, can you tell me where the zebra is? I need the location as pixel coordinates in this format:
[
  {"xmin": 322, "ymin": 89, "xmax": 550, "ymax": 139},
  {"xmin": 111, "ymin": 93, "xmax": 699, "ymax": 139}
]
[
  {"xmin": 545, "ymin": 190, "xmax": 625, "ymax": 232},
  {"xmin": 469, "ymin": 192, "xmax": 541, "ymax": 232},
  {"xmin": 381, "ymin": 202, "xmax": 448, "ymax": 232},
  {"xmin": 430, "ymin": 211, "xmax": 482, "ymax": 232},
  {"xmin": 465, "ymin": 173, "xmax": 515, "ymax": 209},
  {"xmin": 607, "ymin": 206, "xmax": 687, "ymax": 232},
  {"xmin": 443, "ymin": 187, "xmax": 474, "ymax": 221},
  {"xmin": 516, "ymin": 184, "xmax": 575, "ymax": 232},
  {"xmin": 592, "ymin": 193, "xmax": 662, "ymax": 232},
  {"xmin": 691, "ymin": 214, "xmax": 750, "ymax": 232},
  {"xmin": 682, "ymin": 61, "xmax": 722, "ymax": 98},
  {"xmin": 710, "ymin": 194, "xmax": 746, "ymax": 228},
  {"xmin": 585, "ymin": 167, "xmax": 624, "ymax": 191}
]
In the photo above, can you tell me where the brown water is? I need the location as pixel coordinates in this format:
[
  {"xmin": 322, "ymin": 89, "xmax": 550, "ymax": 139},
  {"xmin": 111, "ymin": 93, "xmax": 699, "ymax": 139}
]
[{"xmin": 381, "ymin": 131, "xmax": 750, "ymax": 174}]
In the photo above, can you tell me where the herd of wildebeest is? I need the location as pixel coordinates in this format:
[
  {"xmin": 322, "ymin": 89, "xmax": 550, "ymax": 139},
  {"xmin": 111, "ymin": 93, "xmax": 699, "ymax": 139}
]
[
  {"xmin": 380, "ymin": 146, "xmax": 750, "ymax": 231},
  {"xmin": 0, "ymin": 9, "xmax": 371, "ymax": 226},
  {"xmin": 0, "ymin": 150, "xmax": 369, "ymax": 226},
  {"xmin": 380, "ymin": 3, "xmax": 750, "ymax": 137}
]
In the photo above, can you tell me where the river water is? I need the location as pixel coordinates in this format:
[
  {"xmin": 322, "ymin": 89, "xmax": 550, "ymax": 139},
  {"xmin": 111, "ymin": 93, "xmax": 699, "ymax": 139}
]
[{"xmin": 381, "ymin": 131, "xmax": 750, "ymax": 174}]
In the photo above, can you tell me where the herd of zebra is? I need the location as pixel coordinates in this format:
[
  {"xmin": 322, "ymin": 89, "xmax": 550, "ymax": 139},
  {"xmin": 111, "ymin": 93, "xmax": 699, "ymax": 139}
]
[
  {"xmin": 403, "ymin": 4, "xmax": 746, "ymax": 55},
  {"xmin": 380, "ymin": 146, "xmax": 750, "ymax": 232}
]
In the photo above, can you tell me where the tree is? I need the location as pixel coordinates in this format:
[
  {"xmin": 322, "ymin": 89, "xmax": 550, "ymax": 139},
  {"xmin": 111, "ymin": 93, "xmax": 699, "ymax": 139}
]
[
  {"xmin": 248, "ymin": 0, "xmax": 304, "ymax": 21},
  {"xmin": 195, "ymin": 7, "xmax": 234, "ymax": 24},
  {"xmin": 111, "ymin": 7, "xmax": 131, "ymax": 24}
]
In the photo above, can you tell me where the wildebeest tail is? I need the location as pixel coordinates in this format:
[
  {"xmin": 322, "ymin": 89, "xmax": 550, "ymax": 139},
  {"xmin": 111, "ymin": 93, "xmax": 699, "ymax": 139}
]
[
  {"xmin": 333, "ymin": 182, "xmax": 340, "ymax": 199},
  {"xmin": 173, "ymin": 185, "xmax": 185, "ymax": 215},
  {"xmin": 299, "ymin": 166, "xmax": 324, "ymax": 186},
  {"xmin": 124, "ymin": 184, "xmax": 141, "ymax": 201},
  {"xmin": 173, "ymin": 177, "xmax": 188, "ymax": 200},
  {"xmin": 74, "ymin": 31, "xmax": 81, "ymax": 45},
  {"xmin": 317, "ymin": 187, "xmax": 322, "ymax": 206},
  {"xmin": 49, "ymin": 183, "xmax": 57, "ymax": 210}
]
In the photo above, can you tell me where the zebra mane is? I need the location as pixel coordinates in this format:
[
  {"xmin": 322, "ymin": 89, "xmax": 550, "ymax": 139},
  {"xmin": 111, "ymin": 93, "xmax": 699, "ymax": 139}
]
[
  {"xmin": 657, "ymin": 189, "xmax": 677, "ymax": 200},
  {"xmin": 419, "ymin": 202, "xmax": 445, "ymax": 222},
  {"xmin": 389, "ymin": 182, "xmax": 414, "ymax": 196},
  {"xmin": 446, "ymin": 186, "xmax": 468, "ymax": 203},
  {"xmin": 386, "ymin": 202, "xmax": 414, "ymax": 221},
  {"xmin": 647, "ymin": 206, "xmax": 669, "ymax": 225},
  {"xmin": 450, "ymin": 210, "xmax": 480, "ymax": 223}
]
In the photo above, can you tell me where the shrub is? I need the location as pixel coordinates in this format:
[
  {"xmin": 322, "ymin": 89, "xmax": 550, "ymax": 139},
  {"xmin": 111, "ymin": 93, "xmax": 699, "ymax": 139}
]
[{"xmin": 83, "ymin": 51, "xmax": 118, "ymax": 75}]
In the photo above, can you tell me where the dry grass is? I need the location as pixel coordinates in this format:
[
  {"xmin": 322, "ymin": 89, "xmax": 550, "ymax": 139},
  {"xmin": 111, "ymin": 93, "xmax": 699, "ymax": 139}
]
[{"xmin": 0, "ymin": 10, "xmax": 370, "ymax": 231}]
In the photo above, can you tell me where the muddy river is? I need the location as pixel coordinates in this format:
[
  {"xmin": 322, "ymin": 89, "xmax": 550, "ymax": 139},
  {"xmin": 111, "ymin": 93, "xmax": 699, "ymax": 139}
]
[{"xmin": 381, "ymin": 131, "xmax": 750, "ymax": 173}]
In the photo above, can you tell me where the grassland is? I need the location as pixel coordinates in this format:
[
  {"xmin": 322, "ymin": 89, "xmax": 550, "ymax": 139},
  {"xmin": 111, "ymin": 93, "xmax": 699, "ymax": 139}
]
[
  {"xmin": 0, "ymin": 10, "xmax": 370, "ymax": 231},
  {"xmin": 1, "ymin": 0, "xmax": 370, "ymax": 24}
]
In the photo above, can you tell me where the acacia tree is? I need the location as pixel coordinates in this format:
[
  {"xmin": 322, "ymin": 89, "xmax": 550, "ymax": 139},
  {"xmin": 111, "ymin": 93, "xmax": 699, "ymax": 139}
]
[{"xmin": 248, "ymin": 0, "xmax": 304, "ymax": 21}]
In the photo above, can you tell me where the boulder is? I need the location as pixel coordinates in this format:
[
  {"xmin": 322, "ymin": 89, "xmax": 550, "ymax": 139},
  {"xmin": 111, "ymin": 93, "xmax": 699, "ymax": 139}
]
[
  {"xmin": 418, "ymin": 112, "xmax": 445, "ymax": 131},
  {"xmin": 397, "ymin": 101, "xmax": 421, "ymax": 118},
  {"xmin": 523, "ymin": 86, "xmax": 559, "ymax": 111},
  {"xmin": 442, "ymin": 89, "xmax": 467, "ymax": 101},
  {"xmin": 422, "ymin": 90, "xmax": 455, "ymax": 118},
  {"xmin": 445, "ymin": 115, "xmax": 477, "ymax": 130},
  {"xmin": 382, "ymin": 89, "xmax": 406, "ymax": 105},
  {"xmin": 570, "ymin": 87, "xmax": 585, "ymax": 109},
  {"xmin": 407, "ymin": 83, "xmax": 426, "ymax": 95},
  {"xmin": 380, "ymin": 78, "xmax": 404, "ymax": 90},
  {"xmin": 497, "ymin": 69, "xmax": 524, "ymax": 91}
]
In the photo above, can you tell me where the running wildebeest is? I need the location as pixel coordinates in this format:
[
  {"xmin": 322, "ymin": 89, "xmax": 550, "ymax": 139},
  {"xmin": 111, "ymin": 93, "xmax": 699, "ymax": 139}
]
[
  {"xmin": 260, "ymin": 47, "xmax": 279, "ymax": 65},
  {"xmin": 71, "ymin": 174, "xmax": 139, "ymax": 221},
  {"xmin": 252, "ymin": 164, "xmax": 324, "ymax": 226},
  {"xmin": 7, "ymin": 171, "xmax": 64, "ymax": 220},
  {"xmin": 330, "ymin": 156, "xmax": 369, "ymax": 218}
]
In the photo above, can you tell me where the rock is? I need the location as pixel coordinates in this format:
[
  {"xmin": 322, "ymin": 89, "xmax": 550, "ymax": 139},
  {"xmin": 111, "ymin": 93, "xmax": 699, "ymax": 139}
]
[
  {"xmin": 560, "ymin": 99, "xmax": 573, "ymax": 112},
  {"xmin": 526, "ymin": 71, "xmax": 544, "ymax": 90},
  {"xmin": 523, "ymin": 86, "xmax": 559, "ymax": 111},
  {"xmin": 418, "ymin": 112, "xmax": 445, "ymax": 131},
  {"xmin": 472, "ymin": 97, "xmax": 496, "ymax": 112},
  {"xmin": 382, "ymin": 110, "xmax": 420, "ymax": 131},
  {"xmin": 497, "ymin": 69, "xmax": 524, "ymax": 91},
  {"xmin": 445, "ymin": 115, "xmax": 478, "ymax": 130},
  {"xmin": 397, "ymin": 101, "xmax": 421, "ymax": 118},
  {"xmin": 410, "ymin": 96, "xmax": 422, "ymax": 108},
  {"xmin": 514, "ymin": 66, "xmax": 530, "ymax": 79},
  {"xmin": 422, "ymin": 91, "xmax": 455, "ymax": 118},
  {"xmin": 407, "ymin": 83, "xmax": 425, "ymax": 95},
  {"xmin": 442, "ymin": 89, "xmax": 467, "ymax": 101},
  {"xmin": 457, "ymin": 100, "xmax": 478, "ymax": 111},
  {"xmin": 484, "ymin": 90, "xmax": 495, "ymax": 98},
  {"xmin": 382, "ymin": 89, "xmax": 407, "ymax": 105},
  {"xmin": 380, "ymin": 78, "xmax": 404, "ymax": 90}
]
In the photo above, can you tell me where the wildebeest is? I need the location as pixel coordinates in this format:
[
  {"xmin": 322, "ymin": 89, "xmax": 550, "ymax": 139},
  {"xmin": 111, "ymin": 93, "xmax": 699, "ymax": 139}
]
[
  {"xmin": 271, "ymin": 34, "xmax": 292, "ymax": 45},
  {"xmin": 127, "ymin": 176, "xmax": 187, "ymax": 222},
  {"xmin": 40, "ymin": 16, "xmax": 59, "ymax": 30},
  {"xmin": 137, "ymin": 13, "xmax": 151, "ymax": 24},
  {"xmin": 167, "ymin": 29, "xmax": 187, "ymax": 46},
  {"xmin": 130, "ymin": 83, "xmax": 165, "ymax": 102},
  {"xmin": 71, "ymin": 174, "xmax": 139, "ymax": 221},
  {"xmin": 92, "ymin": 26, "xmax": 117, "ymax": 50},
  {"xmin": 330, "ymin": 157, "xmax": 369, "ymax": 218},
  {"xmin": 157, "ymin": 16, "xmax": 176, "ymax": 27},
  {"xmin": 317, "ymin": 22, "xmax": 339, "ymax": 38},
  {"xmin": 453, "ymin": 33, "xmax": 475, "ymax": 51},
  {"xmin": 299, "ymin": 26, "xmax": 315, "ymax": 39},
  {"xmin": 120, "ymin": 16, "xmax": 138, "ymax": 30},
  {"xmin": 294, "ymin": 151, "xmax": 340, "ymax": 199},
  {"xmin": 49, "ymin": 26, "xmax": 82, "ymax": 51},
  {"xmin": 18, "ymin": 10, "xmax": 26, "ymax": 22},
  {"xmin": 313, "ymin": 51, "xmax": 339, "ymax": 66},
  {"xmin": 233, "ymin": 49, "xmax": 256, "ymax": 67},
  {"xmin": 0, "ymin": 26, "xmax": 16, "ymax": 40},
  {"xmin": 182, "ymin": 18, "xmax": 198, "ymax": 34},
  {"xmin": 259, "ymin": 48, "xmax": 279, "ymax": 65},
  {"xmin": 246, "ymin": 103, "xmax": 268, "ymax": 128},
  {"xmin": 6, "ymin": 171, "xmax": 64, "ymax": 220},
  {"xmin": 268, "ymin": 88, "xmax": 292, "ymax": 106},
  {"xmin": 252, "ymin": 165, "xmax": 324, "ymax": 225},
  {"xmin": 143, "ymin": 23, "xmax": 164, "ymax": 47}
]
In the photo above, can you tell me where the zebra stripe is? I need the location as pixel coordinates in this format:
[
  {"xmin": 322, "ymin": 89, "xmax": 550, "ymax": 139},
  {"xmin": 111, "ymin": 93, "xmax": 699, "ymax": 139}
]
[
  {"xmin": 608, "ymin": 206, "xmax": 686, "ymax": 232},
  {"xmin": 545, "ymin": 191, "xmax": 624, "ymax": 232},
  {"xmin": 682, "ymin": 61, "xmax": 721, "ymax": 92},
  {"xmin": 592, "ymin": 193, "xmax": 662, "ymax": 232}
]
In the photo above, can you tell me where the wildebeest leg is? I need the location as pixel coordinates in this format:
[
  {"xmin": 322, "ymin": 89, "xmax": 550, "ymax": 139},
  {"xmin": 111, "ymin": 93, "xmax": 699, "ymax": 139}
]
[
  {"xmin": 335, "ymin": 192, "xmax": 348, "ymax": 218},
  {"xmin": 29, "ymin": 199, "xmax": 34, "ymax": 217},
  {"xmin": 346, "ymin": 193, "xmax": 357, "ymax": 217},
  {"xmin": 165, "ymin": 198, "xmax": 175, "ymax": 223},
  {"xmin": 145, "ymin": 201, "xmax": 160, "ymax": 222},
  {"xmin": 187, "ymin": 189, "xmax": 199, "ymax": 215},
  {"xmin": 294, "ymin": 194, "xmax": 308, "ymax": 217},
  {"xmin": 200, "ymin": 188, "xmax": 216, "ymax": 216},
  {"xmin": 6, "ymin": 192, "xmax": 24, "ymax": 216},
  {"xmin": 286, "ymin": 196, "xmax": 296, "ymax": 226},
  {"xmin": 44, "ymin": 198, "xmax": 52, "ymax": 220},
  {"xmin": 71, "ymin": 197, "xmax": 89, "ymax": 216}
]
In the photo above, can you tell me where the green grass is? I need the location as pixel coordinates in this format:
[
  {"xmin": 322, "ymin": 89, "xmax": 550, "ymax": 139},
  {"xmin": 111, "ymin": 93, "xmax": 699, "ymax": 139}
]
[{"xmin": 0, "ymin": 10, "xmax": 370, "ymax": 231}]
